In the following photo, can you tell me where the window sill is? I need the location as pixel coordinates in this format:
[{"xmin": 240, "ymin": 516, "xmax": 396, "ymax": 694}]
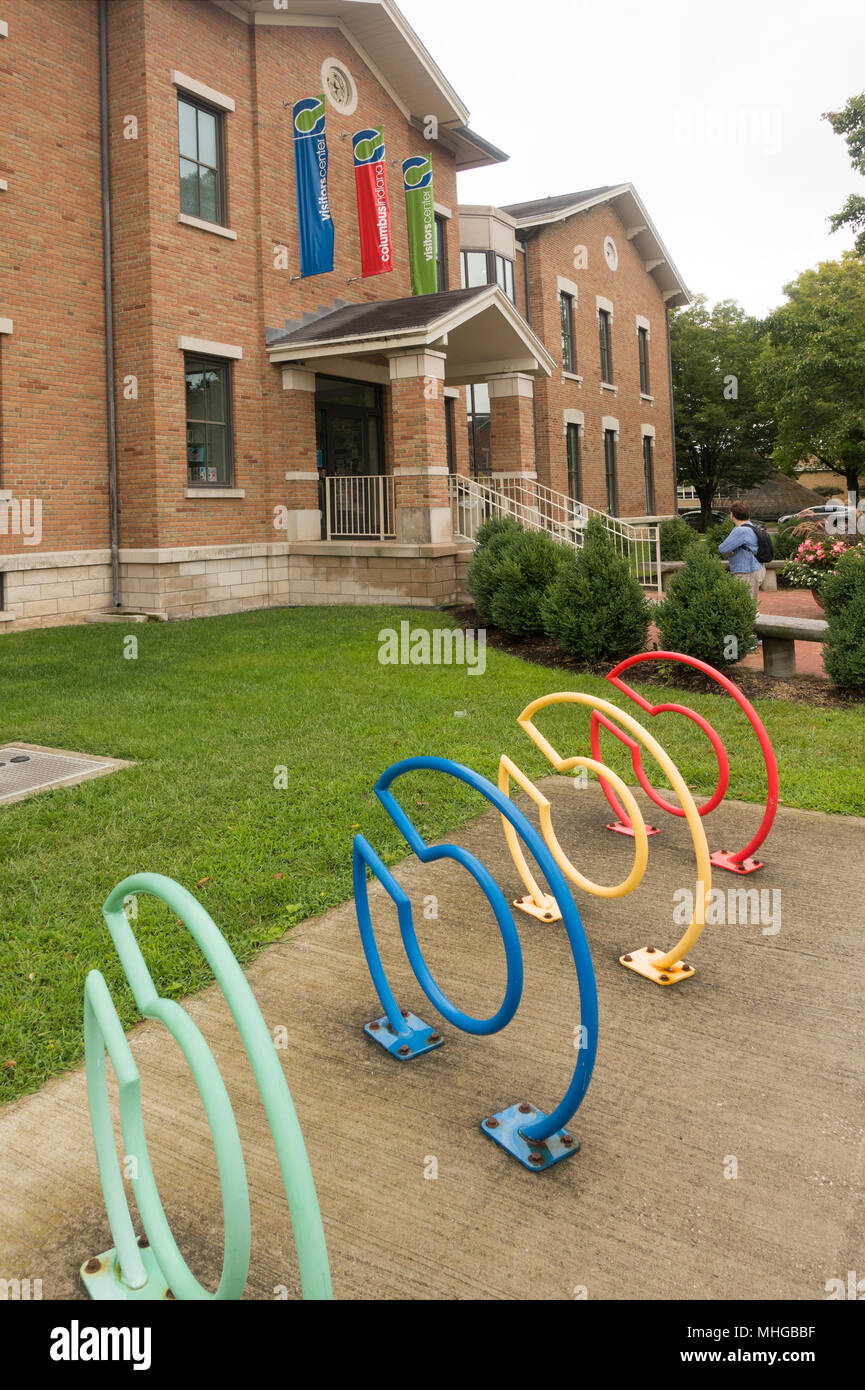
[
  {"xmin": 178, "ymin": 213, "xmax": 237, "ymax": 241},
  {"xmin": 640, "ymin": 392, "xmax": 654, "ymax": 403},
  {"xmin": 562, "ymin": 371, "xmax": 582, "ymax": 384},
  {"xmin": 600, "ymin": 381, "xmax": 618, "ymax": 394},
  {"xmin": 185, "ymin": 487, "xmax": 245, "ymax": 499}
]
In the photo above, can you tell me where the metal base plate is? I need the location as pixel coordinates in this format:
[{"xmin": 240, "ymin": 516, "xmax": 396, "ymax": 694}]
[
  {"xmin": 481, "ymin": 1102, "xmax": 579, "ymax": 1172},
  {"xmin": 81, "ymin": 1245, "xmax": 172, "ymax": 1301},
  {"xmin": 710, "ymin": 849, "xmax": 764, "ymax": 875},
  {"xmin": 620, "ymin": 946, "xmax": 694, "ymax": 985},
  {"xmin": 606, "ymin": 819, "xmax": 661, "ymax": 837},
  {"xmin": 365, "ymin": 1010, "xmax": 444, "ymax": 1059},
  {"xmin": 513, "ymin": 893, "xmax": 561, "ymax": 923}
]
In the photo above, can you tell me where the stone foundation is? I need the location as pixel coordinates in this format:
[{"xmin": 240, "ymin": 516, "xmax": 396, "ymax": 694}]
[{"xmin": 0, "ymin": 540, "xmax": 475, "ymax": 632}]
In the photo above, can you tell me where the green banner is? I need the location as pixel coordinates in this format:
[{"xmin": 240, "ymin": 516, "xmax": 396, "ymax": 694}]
[{"xmin": 402, "ymin": 155, "xmax": 437, "ymax": 295}]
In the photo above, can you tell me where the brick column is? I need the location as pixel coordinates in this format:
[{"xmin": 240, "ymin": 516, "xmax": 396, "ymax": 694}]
[
  {"xmin": 280, "ymin": 367, "xmax": 320, "ymax": 540},
  {"xmin": 488, "ymin": 373, "xmax": 537, "ymax": 480},
  {"xmin": 388, "ymin": 350, "xmax": 451, "ymax": 544}
]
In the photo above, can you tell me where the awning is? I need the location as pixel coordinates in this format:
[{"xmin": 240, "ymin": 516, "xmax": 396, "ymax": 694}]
[{"xmin": 266, "ymin": 285, "xmax": 556, "ymax": 385}]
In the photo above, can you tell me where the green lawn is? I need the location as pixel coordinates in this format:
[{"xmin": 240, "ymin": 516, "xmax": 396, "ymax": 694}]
[{"xmin": 1, "ymin": 605, "xmax": 862, "ymax": 1102}]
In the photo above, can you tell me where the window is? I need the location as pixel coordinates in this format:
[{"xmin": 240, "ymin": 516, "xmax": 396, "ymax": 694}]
[
  {"xmin": 185, "ymin": 355, "xmax": 233, "ymax": 485},
  {"xmin": 178, "ymin": 96, "xmax": 225, "ymax": 224},
  {"xmin": 566, "ymin": 423, "xmax": 582, "ymax": 502},
  {"xmin": 466, "ymin": 383, "xmax": 490, "ymax": 478},
  {"xmin": 435, "ymin": 214, "xmax": 448, "ymax": 293},
  {"xmin": 445, "ymin": 395, "xmax": 456, "ymax": 473},
  {"xmin": 459, "ymin": 250, "xmax": 516, "ymax": 304},
  {"xmin": 643, "ymin": 434, "xmax": 655, "ymax": 512},
  {"xmin": 638, "ymin": 325, "xmax": 650, "ymax": 395},
  {"xmin": 599, "ymin": 309, "xmax": 613, "ymax": 384},
  {"xmin": 604, "ymin": 428, "xmax": 618, "ymax": 515},
  {"xmin": 560, "ymin": 292, "xmax": 576, "ymax": 373}
]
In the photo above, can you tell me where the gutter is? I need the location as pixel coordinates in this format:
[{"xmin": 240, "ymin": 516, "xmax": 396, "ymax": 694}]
[{"xmin": 99, "ymin": 0, "xmax": 120, "ymax": 607}]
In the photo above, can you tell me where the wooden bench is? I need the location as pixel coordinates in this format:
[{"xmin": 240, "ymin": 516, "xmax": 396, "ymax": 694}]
[{"xmin": 754, "ymin": 613, "xmax": 827, "ymax": 677}]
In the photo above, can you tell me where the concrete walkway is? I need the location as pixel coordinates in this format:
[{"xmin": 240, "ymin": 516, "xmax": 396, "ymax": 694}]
[
  {"xmin": 739, "ymin": 588, "xmax": 828, "ymax": 678},
  {"xmin": 1, "ymin": 779, "xmax": 862, "ymax": 1300}
]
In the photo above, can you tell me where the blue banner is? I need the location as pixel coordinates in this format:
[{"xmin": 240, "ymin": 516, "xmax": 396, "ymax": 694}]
[{"xmin": 292, "ymin": 95, "xmax": 335, "ymax": 278}]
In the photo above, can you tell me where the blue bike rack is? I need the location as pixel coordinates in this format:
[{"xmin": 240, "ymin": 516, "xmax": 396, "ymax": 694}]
[{"xmin": 353, "ymin": 756, "xmax": 599, "ymax": 1172}]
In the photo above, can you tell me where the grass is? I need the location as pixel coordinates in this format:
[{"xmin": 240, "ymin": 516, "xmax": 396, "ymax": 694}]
[{"xmin": 1, "ymin": 604, "xmax": 863, "ymax": 1103}]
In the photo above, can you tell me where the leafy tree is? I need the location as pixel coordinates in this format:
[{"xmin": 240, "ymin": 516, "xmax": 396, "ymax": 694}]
[
  {"xmin": 659, "ymin": 515, "xmax": 697, "ymax": 561},
  {"xmin": 669, "ymin": 297, "xmax": 775, "ymax": 530},
  {"xmin": 823, "ymin": 92, "xmax": 865, "ymax": 255},
  {"xmin": 760, "ymin": 254, "xmax": 865, "ymax": 501}
]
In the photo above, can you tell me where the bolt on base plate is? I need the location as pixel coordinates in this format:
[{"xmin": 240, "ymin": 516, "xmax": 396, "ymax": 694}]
[
  {"xmin": 710, "ymin": 849, "xmax": 765, "ymax": 875},
  {"xmin": 80, "ymin": 1245, "xmax": 172, "ymax": 1301},
  {"xmin": 364, "ymin": 1010, "xmax": 444, "ymax": 1059},
  {"xmin": 481, "ymin": 1102, "xmax": 579, "ymax": 1172},
  {"xmin": 606, "ymin": 819, "xmax": 661, "ymax": 837},
  {"xmin": 512, "ymin": 893, "xmax": 561, "ymax": 923},
  {"xmin": 620, "ymin": 946, "xmax": 694, "ymax": 985}
]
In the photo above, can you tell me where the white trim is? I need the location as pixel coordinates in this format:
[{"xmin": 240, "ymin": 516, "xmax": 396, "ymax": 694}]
[
  {"xmin": 601, "ymin": 416, "xmax": 619, "ymax": 436},
  {"xmin": 305, "ymin": 356, "xmax": 388, "ymax": 385},
  {"xmin": 177, "ymin": 335, "xmax": 242, "ymax": 359},
  {"xmin": 443, "ymin": 386, "xmax": 460, "ymax": 398},
  {"xmin": 171, "ymin": 70, "xmax": 235, "ymax": 113},
  {"xmin": 0, "ymin": 20, "xmax": 7, "ymax": 37},
  {"xmin": 281, "ymin": 368, "xmax": 316, "ymax": 392},
  {"xmin": 595, "ymin": 295, "xmax": 614, "ymax": 318},
  {"xmin": 321, "ymin": 55, "xmax": 358, "ymax": 116},
  {"xmin": 600, "ymin": 382, "xmax": 618, "ymax": 395},
  {"xmin": 388, "ymin": 349, "xmax": 447, "ymax": 381},
  {"xmin": 184, "ymin": 488, "xmax": 245, "ymax": 499},
  {"xmin": 434, "ymin": 203, "xmax": 453, "ymax": 219},
  {"xmin": 178, "ymin": 212, "xmax": 237, "ymax": 240},
  {"xmin": 563, "ymin": 409, "xmax": 584, "ymax": 428},
  {"xmin": 635, "ymin": 314, "xmax": 651, "ymax": 336},
  {"xmin": 391, "ymin": 465, "xmax": 450, "ymax": 476},
  {"xmin": 284, "ymin": 471, "xmax": 320, "ymax": 481},
  {"xmin": 556, "ymin": 275, "xmax": 580, "ymax": 300},
  {"xmin": 0, "ymin": 180, "xmax": 7, "ymax": 191},
  {"xmin": 487, "ymin": 373, "xmax": 534, "ymax": 400},
  {"xmin": 640, "ymin": 392, "xmax": 655, "ymax": 404},
  {"xmin": 641, "ymin": 423, "xmax": 656, "ymax": 438},
  {"xmin": 561, "ymin": 370, "xmax": 582, "ymax": 385},
  {"xmin": 0, "ymin": 318, "xmax": 12, "ymax": 334},
  {"xmin": 603, "ymin": 236, "xmax": 619, "ymax": 271}
]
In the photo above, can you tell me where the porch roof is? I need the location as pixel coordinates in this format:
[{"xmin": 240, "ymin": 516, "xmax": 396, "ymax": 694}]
[{"xmin": 265, "ymin": 285, "xmax": 556, "ymax": 385}]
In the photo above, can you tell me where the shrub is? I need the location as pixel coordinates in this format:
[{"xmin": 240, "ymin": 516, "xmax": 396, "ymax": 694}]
[
  {"xmin": 782, "ymin": 533, "xmax": 856, "ymax": 594},
  {"xmin": 772, "ymin": 519, "xmax": 805, "ymax": 561},
  {"xmin": 542, "ymin": 515, "xmax": 652, "ymax": 661},
  {"xmin": 704, "ymin": 515, "xmax": 735, "ymax": 552},
  {"xmin": 466, "ymin": 516, "xmax": 523, "ymax": 623},
  {"xmin": 488, "ymin": 528, "xmax": 565, "ymax": 636},
  {"xmin": 822, "ymin": 546, "xmax": 865, "ymax": 690},
  {"xmin": 659, "ymin": 515, "xmax": 697, "ymax": 561},
  {"xmin": 655, "ymin": 541, "xmax": 756, "ymax": 668}
]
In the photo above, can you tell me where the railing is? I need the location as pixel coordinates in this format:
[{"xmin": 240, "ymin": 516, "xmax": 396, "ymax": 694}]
[
  {"xmin": 449, "ymin": 473, "xmax": 662, "ymax": 594},
  {"xmin": 324, "ymin": 474, "xmax": 395, "ymax": 540}
]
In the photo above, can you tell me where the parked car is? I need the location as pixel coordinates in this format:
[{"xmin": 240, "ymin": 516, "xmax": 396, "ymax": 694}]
[
  {"xmin": 777, "ymin": 501, "xmax": 849, "ymax": 526},
  {"xmin": 679, "ymin": 509, "xmax": 729, "ymax": 529}
]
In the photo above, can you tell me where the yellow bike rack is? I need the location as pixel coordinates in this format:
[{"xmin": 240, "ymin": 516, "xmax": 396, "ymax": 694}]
[{"xmin": 499, "ymin": 691, "xmax": 713, "ymax": 985}]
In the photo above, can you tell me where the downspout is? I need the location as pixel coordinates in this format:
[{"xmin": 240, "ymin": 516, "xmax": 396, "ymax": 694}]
[{"xmin": 99, "ymin": 0, "xmax": 121, "ymax": 607}]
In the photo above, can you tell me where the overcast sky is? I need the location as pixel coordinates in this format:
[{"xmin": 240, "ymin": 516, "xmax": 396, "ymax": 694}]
[{"xmin": 398, "ymin": 0, "xmax": 865, "ymax": 318}]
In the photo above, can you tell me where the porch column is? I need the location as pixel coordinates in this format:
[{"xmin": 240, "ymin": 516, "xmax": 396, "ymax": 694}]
[
  {"xmin": 281, "ymin": 367, "xmax": 320, "ymax": 541},
  {"xmin": 488, "ymin": 373, "xmax": 538, "ymax": 480},
  {"xmin": 388, "ymin": 350, "xmax": 451, "ymax": 544}
]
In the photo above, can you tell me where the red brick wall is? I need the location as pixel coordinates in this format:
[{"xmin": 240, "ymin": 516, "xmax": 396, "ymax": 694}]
[
  {"xmin": 524, "ymin": 202, "xmax": 676, "ymax": 516},
  {"xmin": 489, "ymin": 393, "xmax": 535, "ymax": 474},
  {"xmin": 0, "ymin": 0, "xmax": 109, "ymax": 556}
]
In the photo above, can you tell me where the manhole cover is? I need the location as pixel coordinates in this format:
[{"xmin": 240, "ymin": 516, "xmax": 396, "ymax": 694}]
[{"xmin": 0, "ymin": 745, "xmax": 131, "ymax": 805}]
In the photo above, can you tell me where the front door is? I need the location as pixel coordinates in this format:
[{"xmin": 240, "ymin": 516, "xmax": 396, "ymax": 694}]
[{"xmin": 315, "ymin": 377, "xmax": 385, "ymax": 538}]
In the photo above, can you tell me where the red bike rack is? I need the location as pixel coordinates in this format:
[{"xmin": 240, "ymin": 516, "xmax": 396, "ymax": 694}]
[{"xmin": 589, "ymin": 651, "xmax": 779, "ymax": 875}]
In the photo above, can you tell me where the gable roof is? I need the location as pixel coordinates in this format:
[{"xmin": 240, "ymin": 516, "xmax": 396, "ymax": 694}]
[{"xmin": 501, "ymin": 182, "xmax": 690, "ymax": 307}]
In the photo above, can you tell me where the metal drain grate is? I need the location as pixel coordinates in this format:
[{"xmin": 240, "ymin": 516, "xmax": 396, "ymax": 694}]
[{"xmin": 0, "ymin": 744, "xmax": 131, "ymax": 805}]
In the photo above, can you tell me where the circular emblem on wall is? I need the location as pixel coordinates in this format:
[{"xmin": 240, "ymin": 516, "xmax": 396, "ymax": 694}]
[
  {"xmin": 604, "ymin": 236, "xmax": 619, "ymax": 271},
  {"xmin": 321, "ymin": 58, "xmax": 358, "ymax": 115}
]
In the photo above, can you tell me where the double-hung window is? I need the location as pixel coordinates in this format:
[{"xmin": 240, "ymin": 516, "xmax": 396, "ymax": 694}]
[
  {"xmin": 185, "ymin": 355, "xmax": 234, "ymax": 485},
  {"xmin": 178, "ymin": 95, "xmax": 225, "ymax": 225},
  {"xmin": 435, "ymin": 214, "xmax": 448, "ymax": 292},
  {"xmin": 604, "ymin": 428, "xmax": 618, "ymax": 515},
  {"xmin": 638, "ymin": 325, "xmax": 650, "ymax": 395},
  {"xmin": 566, "ymin": 423, "xmax": 582, "ymax": 502},
  {"xmin": 599, "ymin": 308, "xmax": 614, "ymax": 384},
  {"xmin": 560, "ymin": 293, "xmax": 576, "ymax": 373},
  {"xmin": 459, "ymin": 249, "xmax": 517, "ymax": 305},
  {"xmin": 643, "ymin": 434, "xmax": 655, "ymax": 513}
]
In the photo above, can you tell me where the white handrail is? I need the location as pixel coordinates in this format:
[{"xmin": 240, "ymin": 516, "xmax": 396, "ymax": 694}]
[{"xmin": 324, "ymin": 475, "xmax": 395, "ymax": 540}]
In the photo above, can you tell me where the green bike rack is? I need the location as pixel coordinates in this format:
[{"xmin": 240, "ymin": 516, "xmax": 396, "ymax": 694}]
[{"xmin": 81, "ymin": 872, "xmax": 332, "ymax": 1301}]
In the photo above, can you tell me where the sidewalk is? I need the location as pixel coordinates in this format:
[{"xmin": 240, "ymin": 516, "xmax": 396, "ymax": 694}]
[{"xmin": 1, "ymin": 779, "xmax": 862, "ymax": 1300}]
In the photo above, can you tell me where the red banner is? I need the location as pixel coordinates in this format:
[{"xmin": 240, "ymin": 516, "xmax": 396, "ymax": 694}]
[{"xmin": 352, "ymin": 127, "xmax": 394, "ymax": 278}]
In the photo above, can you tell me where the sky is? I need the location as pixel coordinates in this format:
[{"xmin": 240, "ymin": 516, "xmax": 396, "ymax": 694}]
[{"xmin": 397, "ymin": 0, "xmax": 865, "ymax": 317}]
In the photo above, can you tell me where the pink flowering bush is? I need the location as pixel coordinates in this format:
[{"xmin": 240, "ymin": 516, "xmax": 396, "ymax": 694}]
[{"xmin": 782, "ymin": 535, "xmax": 859, "ymax": 593}]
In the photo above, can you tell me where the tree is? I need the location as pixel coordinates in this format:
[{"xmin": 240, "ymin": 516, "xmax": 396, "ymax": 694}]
[
  {"xmin": 542, "ymin": 516, "xmax": 651, "ymax": 661},
  {"xmin": 669, "ymin": 297, "xmax": 775, "ymax": 530},
  {"xmin": 760, "ymin": 254, "xmax": 865, "ymax": 501},
  {"xmin": 823, "ymin": 92, "xmax": 865, "ymax": 255}
]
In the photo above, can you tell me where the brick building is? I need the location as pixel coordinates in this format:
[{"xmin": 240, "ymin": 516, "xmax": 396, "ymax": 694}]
[{"xmin": 0, "ymin": 0, "xmax": 688, "ymax": 631}]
